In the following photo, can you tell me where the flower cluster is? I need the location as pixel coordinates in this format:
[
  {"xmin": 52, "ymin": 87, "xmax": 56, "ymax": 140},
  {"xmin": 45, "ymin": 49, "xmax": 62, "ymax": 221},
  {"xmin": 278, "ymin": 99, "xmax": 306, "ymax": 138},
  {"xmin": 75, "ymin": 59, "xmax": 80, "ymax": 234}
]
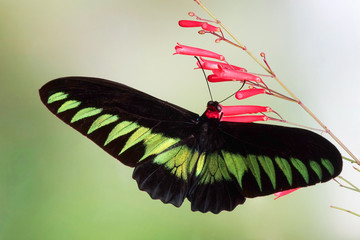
[
  {"xmin": 175, "ymin": 13, "xmax": 299, "ymax": 199},
  {"xmin": 174, "ymin": 42, "xmax": 274, "ymax": 123}
]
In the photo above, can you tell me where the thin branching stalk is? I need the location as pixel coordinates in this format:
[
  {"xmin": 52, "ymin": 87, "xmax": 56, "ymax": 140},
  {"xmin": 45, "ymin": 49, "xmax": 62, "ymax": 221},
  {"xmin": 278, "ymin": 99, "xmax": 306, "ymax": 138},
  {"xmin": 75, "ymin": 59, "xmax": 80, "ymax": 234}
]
[
  {"xmin": 337, "ymin": 176, "xmax": 360, "ymax": 192},
  {"xmin": 330, "ymin": 206, "xmax": 360, "ymax": 217}
]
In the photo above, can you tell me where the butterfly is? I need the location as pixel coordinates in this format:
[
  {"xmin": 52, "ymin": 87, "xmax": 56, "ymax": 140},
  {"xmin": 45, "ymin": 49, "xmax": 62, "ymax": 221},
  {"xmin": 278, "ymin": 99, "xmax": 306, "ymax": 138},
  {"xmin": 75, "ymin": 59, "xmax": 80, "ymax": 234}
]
[{"xmin": 39, "ymin": 76, "xmax": 342, "ymax": 214}]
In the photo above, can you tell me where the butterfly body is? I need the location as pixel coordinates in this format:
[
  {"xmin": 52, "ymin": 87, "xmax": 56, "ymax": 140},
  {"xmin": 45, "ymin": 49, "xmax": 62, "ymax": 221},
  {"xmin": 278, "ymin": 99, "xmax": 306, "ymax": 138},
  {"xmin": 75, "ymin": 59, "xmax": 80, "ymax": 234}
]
[{"xmin": 40, "ymin": 77, "xmax": 342, "ymax": 213}]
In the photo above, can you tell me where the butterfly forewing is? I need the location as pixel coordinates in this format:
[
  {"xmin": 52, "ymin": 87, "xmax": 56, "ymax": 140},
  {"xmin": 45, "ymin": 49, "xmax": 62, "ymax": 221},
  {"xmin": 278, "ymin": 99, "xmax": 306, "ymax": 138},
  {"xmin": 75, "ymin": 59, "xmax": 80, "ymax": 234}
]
[
  {"xmin": 39, "ymin": 77, "xmax": 199, "ymax": 165},
  {"xmin": 40, "ymin": 77, "xmax": 201, "ymax": 207},
  {"xmin": 217, "ymin": 122, "xmax": 342, "ymax": 198}
]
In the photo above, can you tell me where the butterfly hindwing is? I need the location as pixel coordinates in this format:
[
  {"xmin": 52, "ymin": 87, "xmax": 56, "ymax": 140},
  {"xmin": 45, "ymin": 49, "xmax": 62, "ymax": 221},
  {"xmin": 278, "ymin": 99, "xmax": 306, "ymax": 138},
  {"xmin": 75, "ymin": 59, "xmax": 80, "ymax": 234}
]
[
  {"xmin": 133, "ymin": 137, "xmax": 198, "ymax": 207},
  {"xmin": 187, "ymin": 151, "xmax": 246, "ymax": 213}
]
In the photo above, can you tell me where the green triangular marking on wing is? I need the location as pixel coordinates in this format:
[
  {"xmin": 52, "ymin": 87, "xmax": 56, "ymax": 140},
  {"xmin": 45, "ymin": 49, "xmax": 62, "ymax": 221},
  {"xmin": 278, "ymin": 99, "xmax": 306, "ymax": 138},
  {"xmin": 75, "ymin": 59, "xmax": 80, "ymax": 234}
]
[
  {"xmin": 47, "ymin": 92, "xmax": 68, "ymax": 104},
  {"xmin": 208, "ymin": 153, "xmax": 219, "ymax": 176},
  {"xmin": 258, "ymin": 155, "xmax": 276, "ymax": 189},
  {"xmin": 290, "ymin": 157, "xmax": 309, "ymax": 184},
  {"xmin": 154, "ymin": 146, "xmax": 180, "ymax": 167},
  {"xmin": 140, "ymin": 135, "xmax": 180, "ymax": 161},
  {"xmin": 153, "ymin": 144, "xmax": 194, "ymax": 180},
  {"xmin": 275, "ymin": 157, "xmax": 293, "ymax": 186},
  {"xmin": 222, "ymin": 151, "xmax": 247, "ymax": 189},
  {"xmin": 217, "ymin": 153, "xmax": 232, "ymax": 181},
  {"xmin": 198, "ymin": 153, "xmax": 232, "ymax": 185},
  {"xmin": 154, "ymin": 148, "xmax": 178, "ymax": 166},
  {"xmin": 119, "ymin": 126, "xmax": 152, "ymax": 154},
  {"xmin": 188, "ymin": 151, "xmax": 199, "ymax": 175},
  {"xmin": 57, "ymin": 100, "xmax": 81, "ymax": 113},
  {"xmin": 105, "ymin": 121, "xmax": 138, "ymax": 146},
  {"xmin": 174, "ymin": 146, "xmax": 189, "ymax": 167},
  {"xmin": 71, "ymin": 107, "xmax": 103, "ymax": 123},
  {"xmin": 172, "ymin": 147, "xmax": 193, "ymax": 180},
  {"xmin": 195, "ymin": 153, "xmax": 206, "ymax": 176},
  {"xmin": 321, "ymin": 158, "xmax": 335, "ymax": 176},
  {"xmin": 245, "ymin": 154, "xmax": 262, "ymax": 191},
  {"xmin": 310, "ymin": 160, "xmax": 323, "ymax": 180},
  {"xmin": 87, "ymin": 114, "xmax": 119, "ymax": 134}
]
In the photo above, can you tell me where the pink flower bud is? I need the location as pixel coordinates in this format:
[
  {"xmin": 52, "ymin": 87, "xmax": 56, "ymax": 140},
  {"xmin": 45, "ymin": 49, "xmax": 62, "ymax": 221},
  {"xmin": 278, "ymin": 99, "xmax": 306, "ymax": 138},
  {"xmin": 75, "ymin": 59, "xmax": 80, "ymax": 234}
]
[
  {"xmin": 221, "ymin": 115, "xmax": 268, "ymax": 123},
  {"xmin": 178, "ymin": 20, "xmax": 204, "ymax": 28},
  {"xmin": 235, "ymin": 88, "xmax": 266, "ymax": 100},
  {"xmin": 221, "ymin": 105, "xmax": 271, "ymax": 116},
  {"xmin": 274, "ymin": 188, "xmax": 300, "ymax": 200},
  {"xmin": 174, "ymin": 43, "xmax": 225, "ymax": 61},
  {"xmin": 212, "ymin": 66, "xmax": 262, "ymax": 82}
]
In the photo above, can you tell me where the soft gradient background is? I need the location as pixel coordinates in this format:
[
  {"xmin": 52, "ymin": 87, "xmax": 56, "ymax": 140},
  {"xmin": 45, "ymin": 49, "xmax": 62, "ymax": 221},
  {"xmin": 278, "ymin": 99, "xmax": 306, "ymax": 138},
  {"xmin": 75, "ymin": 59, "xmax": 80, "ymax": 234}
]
[{"xmin": 1, "ymin": 0, "xmax": 360, "ymax": 239}]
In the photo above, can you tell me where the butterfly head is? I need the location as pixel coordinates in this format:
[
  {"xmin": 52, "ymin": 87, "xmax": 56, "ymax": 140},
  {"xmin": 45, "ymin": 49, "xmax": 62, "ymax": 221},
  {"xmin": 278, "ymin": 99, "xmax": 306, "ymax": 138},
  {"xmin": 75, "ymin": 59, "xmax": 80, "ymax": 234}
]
[{"xmin": 205, "ymin": 101, "xmax": 223, "ymax": 120}]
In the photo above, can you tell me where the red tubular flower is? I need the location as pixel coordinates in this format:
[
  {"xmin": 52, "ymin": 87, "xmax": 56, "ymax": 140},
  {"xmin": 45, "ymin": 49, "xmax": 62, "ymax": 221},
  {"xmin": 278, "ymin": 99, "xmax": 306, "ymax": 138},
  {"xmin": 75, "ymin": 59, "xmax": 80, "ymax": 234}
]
[
  {"xmin": 212, "ymin": 66, "xmax": 262, "ymax": 82},
  {"xmin": 221, "ymin": 115, "xmax": 268, "ymax": 123},
  {"xmin": 178, "ymin": 20, "xmax": 220, "ymax": 32},
  {"xmin": 235, "ymin": 88, "xmax": 266, "ymax": 100},
  {"xmin": 201, "ymin": 22, "xmax": 220, "ymax": 32},
  {"xmin": 178, "ymin": 20, "xmax": 204, "ymax": 28},
  {"xmin": 274, "ymin": 188, "xmax": 300, "ymax": 200},
  {"xmin": 207, "ymin": 74, "xmax": 232, "ymax": 83},
  {"xmin": 197, "ymin": 58, "xmax": 247, "ymax": 71},
  {"xmin": 174, "ymin": 43, "xmax": 225, "ymax": 61},
  {"xmin": 221, "ymin": 105, "xmax": 271, "ymax": 116}
]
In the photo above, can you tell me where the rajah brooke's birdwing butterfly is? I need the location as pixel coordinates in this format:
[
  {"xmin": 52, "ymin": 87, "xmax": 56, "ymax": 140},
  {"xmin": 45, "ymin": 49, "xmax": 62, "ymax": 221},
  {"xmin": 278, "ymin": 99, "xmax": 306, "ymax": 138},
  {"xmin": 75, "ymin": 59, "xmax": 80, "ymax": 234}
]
[{"xmin": 39, "ymin": 76, "xmax": 342, "ymax": 214}]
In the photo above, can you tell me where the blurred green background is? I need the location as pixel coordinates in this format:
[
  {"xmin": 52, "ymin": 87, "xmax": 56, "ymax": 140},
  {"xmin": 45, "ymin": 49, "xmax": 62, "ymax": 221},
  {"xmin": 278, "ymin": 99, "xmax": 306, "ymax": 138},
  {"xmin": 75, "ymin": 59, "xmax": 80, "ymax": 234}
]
[{"xmin": 1, "ymin": 0, "xmax": 360, "ymax": 239}]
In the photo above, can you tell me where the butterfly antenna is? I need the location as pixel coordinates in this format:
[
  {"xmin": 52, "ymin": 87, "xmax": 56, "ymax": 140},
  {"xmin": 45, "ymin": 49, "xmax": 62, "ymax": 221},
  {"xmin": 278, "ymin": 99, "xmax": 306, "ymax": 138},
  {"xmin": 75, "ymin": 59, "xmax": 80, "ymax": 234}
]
[
  {"xmin": 194, "ymin": 56, "xmax": 213, "ymax": 101},
  {"xmin": 218, "ymin": 81, "xmax": 246, "ymax": 103}
]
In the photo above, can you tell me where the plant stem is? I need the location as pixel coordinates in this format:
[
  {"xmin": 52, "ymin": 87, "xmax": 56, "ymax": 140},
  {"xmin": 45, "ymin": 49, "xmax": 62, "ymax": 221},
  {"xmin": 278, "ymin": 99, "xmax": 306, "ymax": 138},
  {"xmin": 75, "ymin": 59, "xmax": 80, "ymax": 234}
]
[
  {"xmin": 330, "ymin": 206, "xmax": 360, "ymax": 217},
  {"xmin": 353, "ymin": 166, "xmax": 360, "ymax": 173},
  {"xmin": 343, "ymin": 156, "xmax": 357, "ymax": 164},
  {"xmin": 338, "ymin": 176, "xmax": 360, "ymax": 192}
]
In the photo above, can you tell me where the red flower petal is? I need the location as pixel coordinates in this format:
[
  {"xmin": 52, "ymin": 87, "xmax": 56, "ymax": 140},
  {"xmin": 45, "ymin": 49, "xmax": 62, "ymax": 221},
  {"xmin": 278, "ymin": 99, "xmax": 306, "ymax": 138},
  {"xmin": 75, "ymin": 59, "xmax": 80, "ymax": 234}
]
[
  {"xmin": 212, "ymin": 66, "xmax": 262, "ymax": 82},
  {"xmin": 201, "ymin": 22, "xmax": 220, "ymax": 32},
  {"xmin": 207, "ymin": 74, "xmax": 233, "ymax": 83},
  {"xmin": 174, "ymin": 43, "xmax": 225, "ymax": 61},
  {"xmin": 235, "ymin": 89, "xmax": 266, "ymax": 100},
  {"xmin": 221, "ymin": 115, "xmax": 268, "ymax": 123},
  {"xmin": 274, "ymin": 188, "xmax": 300, "ymax": 200},
  {"xmin": 221, "ymin": 105, "xmax": 271, "ymax": 116},
  {"xmin": 178, "ymin": 20, "xmax": 204, "ymax": 28},
  {"xmin": 198, "ymin": 58, "xmax": 246, "ymax": 71}
]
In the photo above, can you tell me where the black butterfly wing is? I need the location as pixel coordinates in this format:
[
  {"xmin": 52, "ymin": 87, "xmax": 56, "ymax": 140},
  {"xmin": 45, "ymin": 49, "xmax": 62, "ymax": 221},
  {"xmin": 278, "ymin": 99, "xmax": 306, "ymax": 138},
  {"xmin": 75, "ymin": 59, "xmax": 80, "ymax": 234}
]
[
  {"xmin": 186, "ymin": 121, "xmax": 342, "ymax": 213},
  {"xmin": 220, "ymin": 122, "xmax": 342, "ymax": 196},
  {"xmin": 39, "ymin": 76, "xmax": 200, "ymax": 207}
]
